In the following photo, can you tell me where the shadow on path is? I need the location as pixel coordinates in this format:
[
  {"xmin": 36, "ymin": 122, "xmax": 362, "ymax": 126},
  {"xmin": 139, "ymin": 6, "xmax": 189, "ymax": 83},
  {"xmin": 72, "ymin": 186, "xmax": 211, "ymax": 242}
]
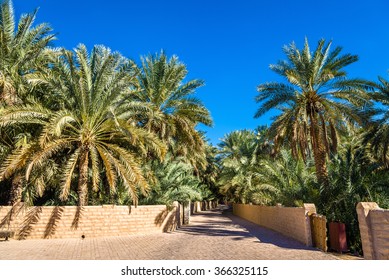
[{"xmin": 177, "ymin": 206, "xmax": 319, "ymax": 251}]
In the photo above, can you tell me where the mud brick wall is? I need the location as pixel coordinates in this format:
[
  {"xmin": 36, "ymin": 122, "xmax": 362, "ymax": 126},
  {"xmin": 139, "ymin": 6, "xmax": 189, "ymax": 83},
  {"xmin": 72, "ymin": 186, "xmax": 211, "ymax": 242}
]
[
  {"xmin": 0, "ymin": 203, "xmax": 178, "ymax": 240},
  {"xmin": 357, "ymin": 202, "xmax": 389, "ymax": 260},
  {"xmin": 233, "ymin": 203, "xmax": 315, "ymax": 246},
  {"xmin": 191, "ymin": 200, "xmax": 218, "ymax": 214}
]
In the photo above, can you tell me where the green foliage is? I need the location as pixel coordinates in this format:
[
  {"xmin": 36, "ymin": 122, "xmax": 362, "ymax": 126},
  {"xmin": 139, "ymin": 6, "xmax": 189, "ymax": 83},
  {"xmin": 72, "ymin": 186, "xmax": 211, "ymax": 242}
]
[
  {"xmin": 0, "ymin": 0, "xmax": 56, "ymax": 205},
  {"xmin": 0, "ymin": 2, "xmax": 216, "ymax": 208},
  {"xmin": 121, "ymin": 51, "xmax": 213, "ymax": 172},
  {"xmin": 322, "ymin": 133, "xmax": 389, "ymax": 253},
  {"xmin": 140, "ymin": 156, "xmax": 204, "ymax": 206},
  {"xmin": 217, "ymin": 125, "xmax": 389, "ymax": 254},
  {"xmin": 197, "ymin": 142, "xmax": 220, "ymax": 200},
  {"xmin": 364, "ymin": 74, "xmax": 389, "ymax": 167},
  {"xmin": 258, "ymin": 149, "xmax": 318, "ymax": 207},
  {"xmin": 0, "ymin": 45, "xmax": 166, "ymax": 206},
  {"xmin": 218, "ymin": 129, "xmax": 277, "ymax": 204},
  {"xmin": 0, "ymin": 0, "xmax": 55, "ymax": 105}
]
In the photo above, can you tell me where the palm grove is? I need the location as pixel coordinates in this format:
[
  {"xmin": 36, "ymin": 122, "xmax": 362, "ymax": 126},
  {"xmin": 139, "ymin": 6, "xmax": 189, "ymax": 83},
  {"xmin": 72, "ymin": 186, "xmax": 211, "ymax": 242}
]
[
  {"xmin": 0, "ymin": 0, "xmax": 216, "ymax": 208},
  {"xmin": 1, "ymin": 0, "xmax": 389, "ymax": 254}
]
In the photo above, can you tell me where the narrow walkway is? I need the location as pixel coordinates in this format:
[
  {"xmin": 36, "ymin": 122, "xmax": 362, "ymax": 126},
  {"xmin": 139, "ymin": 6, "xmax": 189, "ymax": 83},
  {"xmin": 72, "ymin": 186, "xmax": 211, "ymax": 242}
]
[{"xmin": 0, "ymin": 207, "xmax": 337, "ymax": 260}]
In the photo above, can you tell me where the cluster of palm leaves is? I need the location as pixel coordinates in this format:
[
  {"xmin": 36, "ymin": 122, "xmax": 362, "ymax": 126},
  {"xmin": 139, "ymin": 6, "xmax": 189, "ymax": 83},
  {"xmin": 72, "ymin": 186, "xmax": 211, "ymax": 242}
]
[
  {"xmin": 140, "ymin": 156, "xmax": 207, "ymax": 206},
  {"xmin": 217, "ymin": 38, "xmax": 389, "ymax": 254},
  {"xmin": 217, "ymin": 128, "xmax": 317, "ymax": 206},
  {"xmin": 217, "ymin": 129, "xmax": 272, "ymax": 204},
  {"xmin": 0, "ymin": 1, "xmax": 214, "ymax": 207}
]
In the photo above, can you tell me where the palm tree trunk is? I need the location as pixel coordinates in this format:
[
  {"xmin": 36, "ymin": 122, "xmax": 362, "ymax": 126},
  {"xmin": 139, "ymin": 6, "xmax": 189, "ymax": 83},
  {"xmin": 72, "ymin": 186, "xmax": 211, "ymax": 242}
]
[
  {"xmin": 78, "ymin": 149, "xmax": 89, "ymax": 206},
  {"xmin": 309, "ymin": 112, "xmax": 330, "ymax": 189},
  {"xmin": 313, "ymin": 141, "xmax": 329, "ymax": 188},
  {"xmin": 8, "ymin": 173, "xmax": 23, "ymax": 205}
]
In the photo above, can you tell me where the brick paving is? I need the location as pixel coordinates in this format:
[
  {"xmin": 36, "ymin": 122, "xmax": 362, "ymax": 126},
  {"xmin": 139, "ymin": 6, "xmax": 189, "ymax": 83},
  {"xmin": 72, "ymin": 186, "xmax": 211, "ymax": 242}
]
[{"xmin": 0, "ymin": 206, "xmax": 337, "ymax": 260}]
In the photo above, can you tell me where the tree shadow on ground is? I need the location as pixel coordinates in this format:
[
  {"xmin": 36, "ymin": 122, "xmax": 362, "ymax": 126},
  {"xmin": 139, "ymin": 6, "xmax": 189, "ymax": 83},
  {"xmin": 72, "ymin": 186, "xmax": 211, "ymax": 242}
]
[{"xmin": 176, "ymin": 207, "xmax": 320, "ymax": 251}]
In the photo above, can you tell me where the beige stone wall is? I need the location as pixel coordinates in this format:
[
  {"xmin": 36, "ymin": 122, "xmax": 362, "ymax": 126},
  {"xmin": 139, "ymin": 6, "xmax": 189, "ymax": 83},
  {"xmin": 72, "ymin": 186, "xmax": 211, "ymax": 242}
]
[
  {"xmin": 233, "ymin": 203, "xmax": 315, "ymax": 246},
  {"xmin": 192, "ymin": 201, "xmax": 202, "ymax": 213},
  {"xmin": 357, "ymin": 202, "xmax": 389, "ymax": 260},
  {"xmin": 0, "ymin": 202, "xmax": 178, "ymax": 240}
]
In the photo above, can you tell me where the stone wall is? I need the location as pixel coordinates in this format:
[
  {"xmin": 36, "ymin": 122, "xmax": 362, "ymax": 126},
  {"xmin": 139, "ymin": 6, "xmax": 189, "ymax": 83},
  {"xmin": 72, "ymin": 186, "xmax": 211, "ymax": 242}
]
[
  {"xmin": 356, "ymin": 202, "xmax": 389, "ymax": 260},
  {"xmin": 0, "ymin": 202, "xmax": 179, "ymax": 240},
  {"xmin": 191, "ymin": 201, "xmax": 218, "ymax": 213},
  {"xmin": 233, "ymin": 203, "xmax": 315, "ymax": 246}
]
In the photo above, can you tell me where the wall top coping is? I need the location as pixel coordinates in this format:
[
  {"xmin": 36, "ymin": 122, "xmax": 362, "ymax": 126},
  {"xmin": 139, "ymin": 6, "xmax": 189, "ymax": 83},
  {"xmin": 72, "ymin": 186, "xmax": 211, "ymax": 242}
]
[
  {"xmin": 234, "ymin": 203, "xmax": 316, "ymax": 208},
  {"xmin": 356, "ymin": 202, "xmax": 380, "ymax": 211},
  {"xmin": 369, "ymin": 209, "xmax": 389, "ymax": 213},
  {"xmin": 0, "ymin": 204, "xmax": 170, "ymax": 209},
  {"xmin": 234, "ymin": 203, "xmax": 306, "ymax": 210}
]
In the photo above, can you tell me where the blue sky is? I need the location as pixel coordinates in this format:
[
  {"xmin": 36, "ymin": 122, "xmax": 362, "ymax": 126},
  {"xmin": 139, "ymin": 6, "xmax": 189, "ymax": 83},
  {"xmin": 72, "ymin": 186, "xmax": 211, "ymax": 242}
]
[{"xmin": 14, "ymin": 0, "xmax": 389, "ymax": 144}]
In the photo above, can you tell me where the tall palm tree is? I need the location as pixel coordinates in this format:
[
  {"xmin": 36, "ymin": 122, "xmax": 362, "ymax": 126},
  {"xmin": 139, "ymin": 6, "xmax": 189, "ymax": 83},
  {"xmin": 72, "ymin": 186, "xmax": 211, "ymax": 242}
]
[
  {"xmin": 255, "ymin": 38, "xmax": 372, "ymax": 190},
  {"xmin": 0, "ymin": 45, "xmax": 165, "ymax": 206},
  {"xmin": 0, "ymin": 0, "xmax": 55, "ymax": 204},
  {"xmin": 0, "ymin": 0, "xmax": 54, "ymax": 105},
  {"xmin": 120, "ymin": 52, "xmax": 212, "ymax": 171}
]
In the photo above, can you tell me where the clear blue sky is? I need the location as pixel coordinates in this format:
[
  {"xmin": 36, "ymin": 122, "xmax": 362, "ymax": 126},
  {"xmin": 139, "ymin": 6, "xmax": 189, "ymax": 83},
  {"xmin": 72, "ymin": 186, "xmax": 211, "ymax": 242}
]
[{"xmin": 14, "ymin": 0, "xmax": 389, "ymax": 144}]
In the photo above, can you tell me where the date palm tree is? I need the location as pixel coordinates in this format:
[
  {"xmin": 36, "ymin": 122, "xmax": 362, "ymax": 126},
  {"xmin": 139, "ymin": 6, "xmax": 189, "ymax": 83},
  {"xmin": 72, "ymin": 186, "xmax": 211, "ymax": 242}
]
[
  {"xmin": 0, "ymin": 0, "xmax": 54, "ymax": 105},
  {"xmin": 0, "ymin": 45, "xmax": 165, "ymax": 206},
  {"xmin": 258, "ymin": 149, "xmax": 316, "ymax": 206},
  {"xmin": 255, "ymin": 38, "xmax": 372, "ymax": 191},
  {"xmin": 218, "ymin": 130, "xmax": 268, "ymax": 203},
  {"xmin": 325, "ymin": 131, "xmax": 389, "ymax": 253},
  {"xmin": 142, "ymin": 155, "xmax": 203, "ymax": 206},
  {"xmin": 120, "ymin": 52, "xmax": 212, "ymax": 171},
  {"xmin": 197, "ymin": 142, "xmax": 220, "ymax": 199},
  {"xmin": 0, "ymin": 0, "xmax": 55, "ymax": 204}
]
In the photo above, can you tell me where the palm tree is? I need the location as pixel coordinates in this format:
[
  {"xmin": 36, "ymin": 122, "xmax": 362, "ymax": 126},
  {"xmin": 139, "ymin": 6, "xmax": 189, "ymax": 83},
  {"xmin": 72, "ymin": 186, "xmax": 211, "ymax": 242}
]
[
  {"xmin": 0, "ymin": 0, "xmax": 54, "ymax": 105},
  {"xmin": 197, "ymin": 142, "xmax": 220, "ymax": 199},
  {"xmin": 325, "ymin": 131, "xmax": 389, "ymax": 253},
  {"xmin": 255, "ymin": 38, "xmax": 372, "ymax": 190},
  {"xmin": 0, "ymin": 0, "xmax": 55, "ymax": 204},
  {"xmin": 364, "ymin": 75, "xmax": 389, "ymax": 166},
  {"xmin": 120, "ymin": 52, "xmax": 212, "ymax": 171},
  {"xmin": 258, "ymin": 149, "xmax": 316, "ymax": 206},
  {"xmin": 217, "ymin": 130, "xmax": 268, "ymax": 203},
  {"xmin": 141, "ymin": 155, "xmax": 203, "ymax": 206},
  {"xmin": 0, "ymin": 45, "xmax": 166, "ymax": 206}
]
